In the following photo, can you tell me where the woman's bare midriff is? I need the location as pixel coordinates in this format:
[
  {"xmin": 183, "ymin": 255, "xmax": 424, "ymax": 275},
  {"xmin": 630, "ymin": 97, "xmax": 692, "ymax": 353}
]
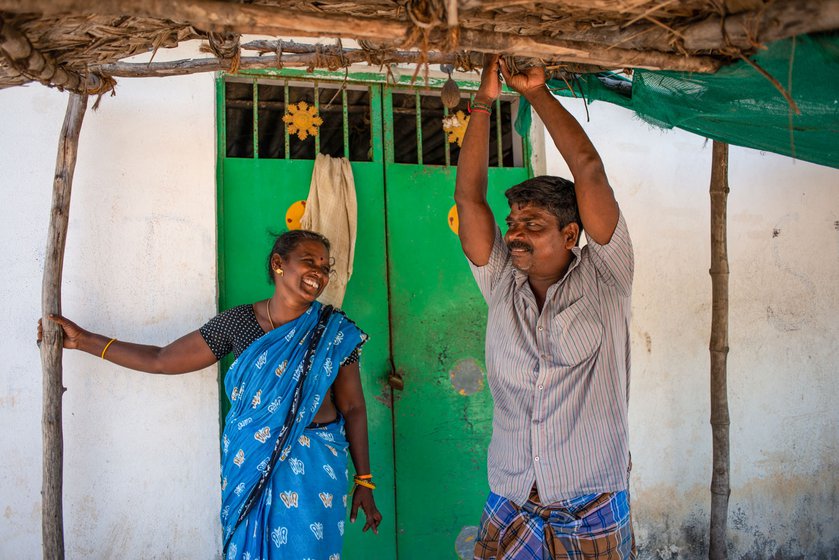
[{"xmin": 311, "ymin": 392, "xmax": 338, "ymax": 424}]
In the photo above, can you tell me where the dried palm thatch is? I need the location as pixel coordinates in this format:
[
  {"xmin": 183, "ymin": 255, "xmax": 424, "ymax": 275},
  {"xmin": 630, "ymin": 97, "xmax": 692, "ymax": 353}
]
[{"xmin": 1, "ymin": 0, "xmax": 837, "ymax": 94}]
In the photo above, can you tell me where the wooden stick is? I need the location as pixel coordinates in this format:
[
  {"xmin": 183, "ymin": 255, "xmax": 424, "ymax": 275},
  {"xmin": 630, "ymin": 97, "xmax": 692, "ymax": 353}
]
[
  {"xmin": 41, "ymin": 92, "xmax": 88, "ymax": 560},
  {"xmin": 95, "ymin": 51, "xmax": 486, "ymax": 78},
  {"xmin": 709, "ymin": 140, "xmax": 731, "ymax": 560}
]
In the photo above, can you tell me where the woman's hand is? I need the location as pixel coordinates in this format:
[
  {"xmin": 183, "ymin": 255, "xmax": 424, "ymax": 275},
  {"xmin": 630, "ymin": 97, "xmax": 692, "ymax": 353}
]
[
  {"xmin": 350, "ymin": 485, "xmax": 382, "ymax": 534},
  {"xmin": 499, "ymin": 58, "xmax": 547, "ymax": 100},
  {"xmin": 38, "ymin": 314, "xmax": 88, "ymax": 350},
  {"xmin": 474, "ymin": 54, "xmax": 502, "ymax": 105}
]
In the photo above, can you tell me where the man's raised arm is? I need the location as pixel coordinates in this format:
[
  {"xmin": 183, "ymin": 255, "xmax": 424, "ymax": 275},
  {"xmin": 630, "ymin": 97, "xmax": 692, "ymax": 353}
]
[
  {"xmin": 500, "ymin": 61, "xmax": 620, "ymax": 245},
  {"xmin": 454, "ymin": 55, "xmax": 502, "ymax": 266}
]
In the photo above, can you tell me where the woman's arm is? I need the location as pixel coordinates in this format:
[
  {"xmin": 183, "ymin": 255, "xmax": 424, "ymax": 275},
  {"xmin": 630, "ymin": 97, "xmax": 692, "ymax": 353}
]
[
  {"xmin": 333, "ymin": 359, "xmax": 382, "ymax": 534},
  {"xmin": 39, "ymin": 314, "xmax": 218, "ymax": 374}
]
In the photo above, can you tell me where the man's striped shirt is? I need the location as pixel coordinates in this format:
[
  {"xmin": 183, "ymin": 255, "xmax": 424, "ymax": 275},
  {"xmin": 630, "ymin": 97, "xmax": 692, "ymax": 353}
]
[{"xmin": 469, "ymin": 212, "xmax": 633, "ymax": 505}]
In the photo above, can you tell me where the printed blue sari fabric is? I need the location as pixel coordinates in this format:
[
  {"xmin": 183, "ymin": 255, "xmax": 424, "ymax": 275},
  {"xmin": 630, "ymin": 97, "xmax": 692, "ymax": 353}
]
[{"xmin": 220, "ymin": 302, "xmax": 366, "ymax": 559}]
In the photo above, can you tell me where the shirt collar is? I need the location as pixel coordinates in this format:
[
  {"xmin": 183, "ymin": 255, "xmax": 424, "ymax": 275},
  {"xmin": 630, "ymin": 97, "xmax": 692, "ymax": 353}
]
[{"xmin": 512, "ymin": 246, "xmax": 582, "ymax": 291}]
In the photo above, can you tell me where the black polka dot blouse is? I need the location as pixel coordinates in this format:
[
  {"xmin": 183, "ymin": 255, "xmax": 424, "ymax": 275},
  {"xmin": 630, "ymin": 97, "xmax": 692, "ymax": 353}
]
[{"xmin": 199, "ymin": 304, "xmax": 362, "ymax": 366}]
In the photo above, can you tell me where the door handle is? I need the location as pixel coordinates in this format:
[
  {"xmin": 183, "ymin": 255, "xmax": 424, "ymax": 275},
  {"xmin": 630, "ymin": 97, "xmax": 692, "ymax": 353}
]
[{"xmin": 387, "ymin": 370, "xmax": 404, "ymax": 391}]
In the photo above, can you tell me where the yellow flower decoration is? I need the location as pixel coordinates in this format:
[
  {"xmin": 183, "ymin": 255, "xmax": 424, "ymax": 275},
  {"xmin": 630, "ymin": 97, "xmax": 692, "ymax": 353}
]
[
  {"xmin": 442, "ymin": 111, "xmax": 470, "ymax": 147},
  {"xmin": 282, "ymin": 101, "xmax": 323, "ymax": 141}
]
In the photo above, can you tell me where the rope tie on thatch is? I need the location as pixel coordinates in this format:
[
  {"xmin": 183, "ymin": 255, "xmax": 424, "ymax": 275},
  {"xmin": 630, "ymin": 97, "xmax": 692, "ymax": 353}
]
[
  {"xmin": 454, "ymin": 51, "xmax": 479, "ymax": 73},
  {"xmin": 403, "ymin": 0, "xmax": 459, "ymax": 84},
  {"xmin": 306, "ymin": 43, "xmax": 346, "ymax": 73},
  {"xmin": 202, "ymin": 32, "xmax": 241, "ymax": 74}
]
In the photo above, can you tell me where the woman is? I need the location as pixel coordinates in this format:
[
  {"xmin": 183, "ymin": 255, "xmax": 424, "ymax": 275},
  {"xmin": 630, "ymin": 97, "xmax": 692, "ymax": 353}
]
[{"xmin": 40, "ymin": 229, "xmax": 381, "ymax": 559}]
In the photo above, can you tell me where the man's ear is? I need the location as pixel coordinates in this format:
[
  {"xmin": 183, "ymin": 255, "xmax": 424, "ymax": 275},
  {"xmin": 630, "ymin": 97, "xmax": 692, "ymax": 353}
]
[{"xmin": 562, "ymin": 223, "xmax": 580, "ymax": 250}]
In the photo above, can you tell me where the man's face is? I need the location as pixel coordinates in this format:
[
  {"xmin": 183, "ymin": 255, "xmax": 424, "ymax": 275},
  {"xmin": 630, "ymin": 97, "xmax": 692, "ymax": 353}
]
[{"xmin": 504, "ymin": 202, "xmax": 576, "ymax": 277}]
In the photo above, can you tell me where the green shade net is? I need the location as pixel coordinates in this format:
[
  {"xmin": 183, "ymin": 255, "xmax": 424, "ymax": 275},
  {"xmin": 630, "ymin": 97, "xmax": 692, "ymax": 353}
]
[{"xmin": 516, "ymin": 32, "xmax": 839, "ymax": 169}]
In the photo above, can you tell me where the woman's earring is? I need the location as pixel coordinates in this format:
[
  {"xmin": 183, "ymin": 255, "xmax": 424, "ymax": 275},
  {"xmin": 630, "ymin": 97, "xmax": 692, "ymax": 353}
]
[{"xmin": 274, "ymin": 267, "xmax": 283, "ymax": 276}]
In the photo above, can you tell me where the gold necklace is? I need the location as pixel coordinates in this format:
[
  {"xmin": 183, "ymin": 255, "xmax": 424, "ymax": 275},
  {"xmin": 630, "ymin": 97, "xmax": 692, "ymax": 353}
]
[{"xmin": 266, "ymin": 299, "xmax": 275, "ymax": 329}]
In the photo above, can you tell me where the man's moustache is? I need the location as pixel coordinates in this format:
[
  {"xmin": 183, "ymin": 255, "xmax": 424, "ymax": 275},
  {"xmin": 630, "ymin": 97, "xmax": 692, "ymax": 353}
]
[{"xmin": 507, "ymin": 241, "xmax": 533, "ymax": 253}]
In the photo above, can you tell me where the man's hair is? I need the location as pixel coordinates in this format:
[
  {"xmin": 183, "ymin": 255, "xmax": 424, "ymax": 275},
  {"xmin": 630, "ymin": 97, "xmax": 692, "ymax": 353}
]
[
  {"xmin": 266, "ymin": 229, "xmax": 331, "ymax": 284},
  {"xmin": 504, "ymin": 175, "xmax": 582, "ymax": 231}
]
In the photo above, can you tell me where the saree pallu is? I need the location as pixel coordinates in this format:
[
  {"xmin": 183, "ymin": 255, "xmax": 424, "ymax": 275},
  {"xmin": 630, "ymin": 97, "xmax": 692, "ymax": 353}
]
[
  {"xmin": 220, "ymin": 302, "xmax": 365, "ymax": 559},
  {"xmin": 474, "ymin": 490, "xmax": 636, "ymax": 560}
]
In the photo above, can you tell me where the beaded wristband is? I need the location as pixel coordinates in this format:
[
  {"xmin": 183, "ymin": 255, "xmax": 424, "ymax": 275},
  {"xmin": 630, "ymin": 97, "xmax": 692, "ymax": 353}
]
[{"xmin": 470, "ymin": 100, "xmax": 493, "ymax": 114}]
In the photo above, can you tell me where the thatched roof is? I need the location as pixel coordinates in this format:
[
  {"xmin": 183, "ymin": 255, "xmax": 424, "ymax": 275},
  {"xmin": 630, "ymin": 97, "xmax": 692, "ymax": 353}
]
[{"xmin": 1, "ymin": 0, "xmax": 838, "ymax": 94}]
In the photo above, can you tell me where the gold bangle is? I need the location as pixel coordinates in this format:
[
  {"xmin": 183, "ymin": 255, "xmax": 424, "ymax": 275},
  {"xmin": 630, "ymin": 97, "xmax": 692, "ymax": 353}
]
[
  {"xmin": 101, "ymin": 338, "xmax": 117, "ymax": 359},
  {"xmin": 353, "ymin": 476, "xmax": 376, "ymax": 490},
  {"xmin": 355, "ymin": 474, "xmax": 374, "ymax": 480}
]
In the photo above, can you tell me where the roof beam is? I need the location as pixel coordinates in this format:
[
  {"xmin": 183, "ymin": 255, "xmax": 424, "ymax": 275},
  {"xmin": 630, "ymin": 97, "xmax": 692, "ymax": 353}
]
[{"xmin": 1, "ymin": 0, "xmax": 720, "ymax": 71}]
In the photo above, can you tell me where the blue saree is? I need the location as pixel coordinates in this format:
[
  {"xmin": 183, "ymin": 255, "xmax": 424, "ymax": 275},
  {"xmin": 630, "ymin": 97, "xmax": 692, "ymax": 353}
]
[{"xmin": 220, "ymin": 302, "xmax": 366, "ymax": 559}]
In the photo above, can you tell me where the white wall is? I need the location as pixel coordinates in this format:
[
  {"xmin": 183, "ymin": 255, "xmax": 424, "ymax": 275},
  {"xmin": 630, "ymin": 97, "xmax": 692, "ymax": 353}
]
[
  {"xmin": 544, "ymin": 99, "xmax": 839, "ymax": 558},
  {"xmin": 1, "ymin": 44, "xmax": 837, "ymax": 559},
  {"xmin": 0, "ymin": 43, "xmax": 221, "ymax": 558}
]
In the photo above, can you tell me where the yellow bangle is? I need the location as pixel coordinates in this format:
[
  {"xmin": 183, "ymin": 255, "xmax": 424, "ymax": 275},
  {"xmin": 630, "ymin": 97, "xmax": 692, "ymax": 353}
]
[
  {"xmin": 355, "ymin": 474, "xmax": 374, "ymax": 480},
  {"xmin": 101, "ymin": 338, "xmax": 117, "ymax": 359},
  {"xmin": 354, "ymin": 479, "xmax": 376, "ymax": 490}
]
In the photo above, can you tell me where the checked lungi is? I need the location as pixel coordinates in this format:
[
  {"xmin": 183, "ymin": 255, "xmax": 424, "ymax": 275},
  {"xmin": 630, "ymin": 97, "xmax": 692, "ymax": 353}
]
[{"xmin": 473, "ymin": 489, "xmax": 636, "ymax": 560}]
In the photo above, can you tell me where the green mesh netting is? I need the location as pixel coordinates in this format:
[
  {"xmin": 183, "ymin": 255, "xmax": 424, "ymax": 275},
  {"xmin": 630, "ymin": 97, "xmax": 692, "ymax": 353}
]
[{"xmin": 515, "ymin": 32, "xmax": 839, "ymax": 169}]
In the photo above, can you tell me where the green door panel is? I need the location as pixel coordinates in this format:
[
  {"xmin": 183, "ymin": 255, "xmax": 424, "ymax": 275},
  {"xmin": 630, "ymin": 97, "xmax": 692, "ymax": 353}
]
[
  {"xmin": 384, "ymin": 162, "xmax": 528, "ymax": 559},
  {"xmin": 218, "ymin": 72, "xmax": 530, "ymax": 559},
  {"xmin": 217, "ymin": 81, "xmax": 397, "ymax": 559}
]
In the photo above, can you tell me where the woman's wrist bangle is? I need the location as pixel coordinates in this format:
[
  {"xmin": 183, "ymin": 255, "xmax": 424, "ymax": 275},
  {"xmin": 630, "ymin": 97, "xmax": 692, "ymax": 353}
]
[
  {"xmin": 101, "ymin": 338, "xmax": 117, "ymax": 359},
  {"xmin": 353, "ymin": 473, "xmax": 376, "ymax": 490}
]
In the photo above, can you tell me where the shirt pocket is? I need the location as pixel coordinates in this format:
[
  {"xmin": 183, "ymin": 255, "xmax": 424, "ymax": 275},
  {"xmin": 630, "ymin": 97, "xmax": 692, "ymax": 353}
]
[{"xmin": 551, "ymin": 297, "xmax": 603, "ymax": 367}]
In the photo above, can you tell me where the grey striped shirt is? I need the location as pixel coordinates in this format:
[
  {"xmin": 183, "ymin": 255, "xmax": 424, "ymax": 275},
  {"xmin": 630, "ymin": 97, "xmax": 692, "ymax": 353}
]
[{"xmin": 469, "ymin": 213, "xmax": 633, "ymax": 505}]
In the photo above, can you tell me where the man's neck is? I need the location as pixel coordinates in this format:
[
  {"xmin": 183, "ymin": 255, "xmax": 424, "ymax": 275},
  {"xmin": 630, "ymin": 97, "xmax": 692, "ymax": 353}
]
[{"xmin": 522, "ymin": 249, "xmax": 576, "ymax": 311}]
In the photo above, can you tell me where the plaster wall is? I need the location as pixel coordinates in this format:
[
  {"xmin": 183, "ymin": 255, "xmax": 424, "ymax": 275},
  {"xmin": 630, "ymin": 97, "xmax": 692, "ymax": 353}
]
[
  {"xmin": 1, "ymin": 43, "xmax": 837, "ymax": 559},
  {"xmin": 0, "ymin": 44, "xmax": 222, "ymax": 558},
  {"xmin": 543, "ymin": 100, "xmax": 839, "ymax": 559}
]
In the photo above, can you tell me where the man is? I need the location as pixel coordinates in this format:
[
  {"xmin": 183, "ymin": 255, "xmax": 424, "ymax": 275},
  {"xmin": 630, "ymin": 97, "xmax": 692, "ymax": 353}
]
[{"xmin": 455, "ymin": 55, "xmax": 636, "ymax": 559}]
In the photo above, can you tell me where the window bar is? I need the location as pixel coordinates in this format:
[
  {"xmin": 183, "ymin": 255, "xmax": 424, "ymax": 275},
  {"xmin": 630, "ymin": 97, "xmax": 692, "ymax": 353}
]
[
  {"xmin": 496, "ymin": 98, "xmax": 504, "ymax": 168},
  {"xmin": 342, "ymin": 87, "xmax": 350, "ymax": 159},
  {"xmin": 415, "ymin": 89, "xmax": 423, "ymax": 165},
  {"xmin": 314, "ymin": 81, "xmax": 320, "ymax": 155},
  {"xmin": 252, "ymin": 78, "xmax": 259, "ymax": 159},
  {"xmin": 283, "ymin": 80, "xmax": 290, "ymax": 160},
  {"xmin": 443, "ymin": 105, "xmax": 451, "ymax": 167}
]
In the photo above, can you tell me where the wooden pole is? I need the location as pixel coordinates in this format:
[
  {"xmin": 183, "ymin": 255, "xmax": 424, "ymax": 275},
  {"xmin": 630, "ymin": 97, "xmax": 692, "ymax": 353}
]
[
  {"xmin": 708, "ymin": 140, "xmax": 731, "ymax": 560},
  {"xmin": 40, "ymin": 92, "xmax": 88, "ymax": 560}
]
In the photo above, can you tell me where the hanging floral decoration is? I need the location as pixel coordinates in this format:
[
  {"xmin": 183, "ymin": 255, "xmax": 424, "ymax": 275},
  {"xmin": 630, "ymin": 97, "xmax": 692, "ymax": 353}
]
[
  {"xmin": 282, "ymin": 101, "xmax": 323, "ymax": 140},
  {"xmin": 442, "ymin": 110, "xmax": 469, "ymax": 147}
]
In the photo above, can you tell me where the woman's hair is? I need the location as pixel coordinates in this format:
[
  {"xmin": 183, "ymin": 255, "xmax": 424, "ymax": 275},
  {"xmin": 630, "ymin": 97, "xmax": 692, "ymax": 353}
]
[{"xmin": 266, "ymin": 229, "xmax": 331, "ymax": 284}]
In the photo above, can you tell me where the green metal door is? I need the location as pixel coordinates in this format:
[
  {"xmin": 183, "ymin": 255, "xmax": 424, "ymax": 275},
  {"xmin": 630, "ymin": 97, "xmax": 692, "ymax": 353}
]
[
  {"xmin": 217, "ymin": 71, "xmax": 529, "ymax": 559},
  {"xmin": 382, "ymin": 86, "xmax": 529, "ymax": 559}
]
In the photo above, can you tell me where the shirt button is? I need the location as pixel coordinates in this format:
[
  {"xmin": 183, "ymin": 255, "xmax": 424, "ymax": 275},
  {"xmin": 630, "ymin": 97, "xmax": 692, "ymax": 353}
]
[
  {"xmin": 537, "ymin": 384, "xmax": 544, "ymax": 390},
  {"xmin": 537, "ymin": 326, "xmax": 544, "ymax": 331},
  {"xmin": 534, "ymin": 456, "xmax": 540, "ymax": 462}
]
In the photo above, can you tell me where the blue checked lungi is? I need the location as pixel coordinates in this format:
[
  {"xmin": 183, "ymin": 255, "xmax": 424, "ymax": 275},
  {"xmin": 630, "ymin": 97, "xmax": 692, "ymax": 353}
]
[{"xmin": 474, "ymin": 489, "xmax": 636, "ymax": 559}]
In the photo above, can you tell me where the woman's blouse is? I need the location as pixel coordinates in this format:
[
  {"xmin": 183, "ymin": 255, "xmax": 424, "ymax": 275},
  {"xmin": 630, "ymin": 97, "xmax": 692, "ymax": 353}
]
[{"xmin": 199, "ymin": 304, "xmax": 362, "ymax": 366}]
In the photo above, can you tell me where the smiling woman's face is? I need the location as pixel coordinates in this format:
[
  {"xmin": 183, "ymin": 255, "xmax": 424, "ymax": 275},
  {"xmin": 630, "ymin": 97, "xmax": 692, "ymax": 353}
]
[{"xmin": 274, "ymin": 239, "xmax": 331, "ymax": 302}]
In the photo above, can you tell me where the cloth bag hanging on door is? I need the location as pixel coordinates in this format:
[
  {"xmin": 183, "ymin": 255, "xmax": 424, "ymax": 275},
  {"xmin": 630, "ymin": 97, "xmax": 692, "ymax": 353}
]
[{"xmin": 301, "ymin": 153, "xmax": 357, "ymax": 308}]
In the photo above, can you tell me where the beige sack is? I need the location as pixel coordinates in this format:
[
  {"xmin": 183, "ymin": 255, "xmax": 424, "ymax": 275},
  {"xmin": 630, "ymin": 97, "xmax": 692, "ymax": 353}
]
[{"xmin": 300, "ymin": 153, "xmax": 357, "ymax": 308}]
